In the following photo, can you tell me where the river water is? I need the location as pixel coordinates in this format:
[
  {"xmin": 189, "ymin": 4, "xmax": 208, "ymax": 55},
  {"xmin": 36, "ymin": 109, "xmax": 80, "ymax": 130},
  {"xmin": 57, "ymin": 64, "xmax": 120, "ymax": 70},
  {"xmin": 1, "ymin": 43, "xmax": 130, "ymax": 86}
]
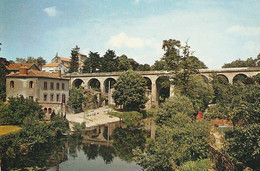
[{"xmin": 2, "ymin": 119, "xmax": 155, "ymax": 171}]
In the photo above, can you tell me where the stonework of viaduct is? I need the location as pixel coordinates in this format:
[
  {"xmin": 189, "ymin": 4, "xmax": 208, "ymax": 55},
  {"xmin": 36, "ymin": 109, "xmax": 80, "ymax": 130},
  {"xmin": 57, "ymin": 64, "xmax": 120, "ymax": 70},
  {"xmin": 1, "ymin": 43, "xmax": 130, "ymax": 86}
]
[{"xmin": 64, "ymin": 67, "xmax": 260, "ymax": 107}]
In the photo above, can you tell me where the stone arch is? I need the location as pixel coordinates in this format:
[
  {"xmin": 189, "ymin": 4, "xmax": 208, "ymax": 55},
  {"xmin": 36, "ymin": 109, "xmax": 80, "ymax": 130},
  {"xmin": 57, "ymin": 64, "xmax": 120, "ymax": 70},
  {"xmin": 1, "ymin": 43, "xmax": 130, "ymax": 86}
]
[
  {"xmin": 156, "ymin": 76, "xmax": 170, "ymax": 104},
  {"xmin": 43, "ymin": 108, "xmax": 47, "ymax": 113},
  {"xmin": 233, "ymin": 74, "xmax": 248, "ymax": 84},
  {"xmin": 88, "ymin": 78, "xmax": 101, "ymax": 91},
  {"xmin": 72, "ymin": 79, "xmax": 85, "ymax": 88},
  {"xmin": 104, "ymin": 78, "xmax": 117, "ymax": 93},
  {"xmin": 143, "ymin": 77, "xmax": 152, "ymax": 90},
  {"xmin": 143, "ymin": 77, "xmax": 152, "ymax": 108},
  {"xmin": 216, "ymin": 74, "xmax": 229, "ymax": 84},
  {"xmin": 48, "ymin": 108, "xmax": 52, "ymax": 114}
]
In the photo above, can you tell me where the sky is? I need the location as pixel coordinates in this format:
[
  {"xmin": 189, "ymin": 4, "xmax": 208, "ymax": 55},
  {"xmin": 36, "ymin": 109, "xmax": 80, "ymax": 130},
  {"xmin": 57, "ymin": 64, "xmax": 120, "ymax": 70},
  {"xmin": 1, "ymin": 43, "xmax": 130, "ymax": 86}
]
[{"xmin": 0, "ymin": 0, "xmax": 260, "ymax": 69}]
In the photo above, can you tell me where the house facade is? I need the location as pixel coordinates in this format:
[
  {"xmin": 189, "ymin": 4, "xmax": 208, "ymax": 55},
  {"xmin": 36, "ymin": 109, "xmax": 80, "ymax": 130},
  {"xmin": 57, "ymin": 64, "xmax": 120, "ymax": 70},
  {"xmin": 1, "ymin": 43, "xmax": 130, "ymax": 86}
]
[
  {"xmin": 6, "ymin": 68, "xmax": 69, "ymax": 115},
  {"xmin": 42, "ymin": 63, "xmax": 68, "ymax": 74}
]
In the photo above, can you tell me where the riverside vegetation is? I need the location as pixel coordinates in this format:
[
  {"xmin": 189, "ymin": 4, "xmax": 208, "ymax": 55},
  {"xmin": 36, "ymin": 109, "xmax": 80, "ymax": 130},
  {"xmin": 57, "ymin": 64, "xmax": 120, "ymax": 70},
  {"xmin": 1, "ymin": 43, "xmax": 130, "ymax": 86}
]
[{"xmin": 0, "ymin": 39, "xmax": 259, "ymax": 170}]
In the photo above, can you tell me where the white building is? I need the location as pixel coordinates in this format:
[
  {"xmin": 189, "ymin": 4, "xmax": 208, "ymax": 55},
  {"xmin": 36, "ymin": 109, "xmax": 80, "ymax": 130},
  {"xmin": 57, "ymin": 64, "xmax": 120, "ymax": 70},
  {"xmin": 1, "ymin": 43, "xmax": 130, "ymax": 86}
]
[{"xmin": 42, "ymin": 63, "xmax": 68, "ymax": 74}]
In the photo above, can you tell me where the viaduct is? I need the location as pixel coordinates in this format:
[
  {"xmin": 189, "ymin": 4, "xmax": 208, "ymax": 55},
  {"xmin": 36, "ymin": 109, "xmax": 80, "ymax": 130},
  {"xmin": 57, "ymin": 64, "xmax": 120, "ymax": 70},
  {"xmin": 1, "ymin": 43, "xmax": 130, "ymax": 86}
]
[{"xmin": 64, "ymin": 67, "xmax": 260, "ymax": 107}]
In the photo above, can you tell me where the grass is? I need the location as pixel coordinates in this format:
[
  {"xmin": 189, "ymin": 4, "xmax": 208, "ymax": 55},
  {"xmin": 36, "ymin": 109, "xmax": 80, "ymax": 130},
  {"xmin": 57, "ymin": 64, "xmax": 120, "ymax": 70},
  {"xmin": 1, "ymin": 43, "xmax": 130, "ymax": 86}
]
[{"xmin": 0, "ymin": 125, "xmax": 21, "ymax": 136}]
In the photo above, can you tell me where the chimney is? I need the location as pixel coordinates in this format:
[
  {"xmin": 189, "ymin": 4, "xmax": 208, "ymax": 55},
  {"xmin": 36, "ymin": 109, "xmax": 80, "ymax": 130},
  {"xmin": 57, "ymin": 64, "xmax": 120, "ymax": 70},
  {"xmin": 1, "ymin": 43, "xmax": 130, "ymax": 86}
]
[
  {"xmin": 58, "ymin": 70, "xmax": 61, "ymax": 77},
  {"xmin": 19, "ymin": 66, "xmax": 28, "ymax": 75}
]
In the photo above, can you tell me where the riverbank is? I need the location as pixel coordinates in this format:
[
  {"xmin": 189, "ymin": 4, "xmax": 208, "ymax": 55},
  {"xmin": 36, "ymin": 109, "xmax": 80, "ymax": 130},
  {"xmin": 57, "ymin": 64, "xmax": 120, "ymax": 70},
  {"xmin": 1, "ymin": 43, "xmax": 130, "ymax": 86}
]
[{"xmin": 66, "ymin": 106, "xmax": 120, "ymax": 130}]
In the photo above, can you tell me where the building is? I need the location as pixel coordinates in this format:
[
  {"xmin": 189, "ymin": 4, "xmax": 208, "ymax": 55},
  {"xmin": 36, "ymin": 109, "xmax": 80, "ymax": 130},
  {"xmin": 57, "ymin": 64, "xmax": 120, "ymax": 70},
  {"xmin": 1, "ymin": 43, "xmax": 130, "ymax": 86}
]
[
  {"xmin": 51, "ymin": 56, "xmax": 71, "ymax": 66},
  {"xmin": 51, "ymin": 53, "xmax": 87, "ymax": 73},
  {"xmin": 42, "ymin": 63, "xmax": 68, "ymax": 74},
  {"xmin": 6, "ymin": 68, "xmax": 70, "ymax": 115},
  {"xmin": 5, "ymin": 63, "xmax": 40, "ymax": 73}
]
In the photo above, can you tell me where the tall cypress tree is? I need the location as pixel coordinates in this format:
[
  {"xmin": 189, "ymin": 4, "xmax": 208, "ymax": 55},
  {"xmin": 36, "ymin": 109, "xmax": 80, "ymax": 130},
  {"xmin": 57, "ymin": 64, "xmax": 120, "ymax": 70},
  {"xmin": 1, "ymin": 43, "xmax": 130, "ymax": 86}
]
[{"xmin": 69, "ymin": 45, "xmax": 80, "ymax": 73}]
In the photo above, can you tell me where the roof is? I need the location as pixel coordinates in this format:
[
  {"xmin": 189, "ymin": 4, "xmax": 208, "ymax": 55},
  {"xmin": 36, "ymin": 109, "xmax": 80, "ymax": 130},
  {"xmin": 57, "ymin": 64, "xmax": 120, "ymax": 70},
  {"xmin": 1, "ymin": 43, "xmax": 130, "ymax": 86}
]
[
  {"xmin": 7, "ymin": 70, "xmax": 69, "ymax": 80},
  {"xmin": 5, "ymin": 63, "xmax": 36, "ymax": 70},
  {"xmin": 43, "ymin": 63, "xmax": 61, "ymax": 67},
  {"xmin": 59, "ymin": 57, "xmax": 71, "ymax": 62}
]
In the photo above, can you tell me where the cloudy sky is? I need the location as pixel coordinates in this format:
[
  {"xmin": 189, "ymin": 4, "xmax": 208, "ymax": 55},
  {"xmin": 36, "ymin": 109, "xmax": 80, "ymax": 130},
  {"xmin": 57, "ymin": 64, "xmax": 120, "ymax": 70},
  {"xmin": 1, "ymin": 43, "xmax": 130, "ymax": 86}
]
[{"xmin": 1, "ymin": 0, "xmax": 260, "ymax": 69}]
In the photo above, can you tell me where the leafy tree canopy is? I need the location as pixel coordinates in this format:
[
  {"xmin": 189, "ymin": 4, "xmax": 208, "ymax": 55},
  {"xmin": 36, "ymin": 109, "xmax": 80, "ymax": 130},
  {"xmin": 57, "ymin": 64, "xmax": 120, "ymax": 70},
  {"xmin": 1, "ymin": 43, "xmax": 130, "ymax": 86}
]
[
  {"xmin": 134, "ymin": 113, "xmax": 210, "ymax": 171},
  {"xmin": 112, "ymin": 70, "xmax": 148, "ymax": 111},
  {"xmin": 68, "ymin": 87, "xmax": 86, "ymax": 113},
  {"xmin": 69, "ymin": 45, "xmax": 80, "ymax": 73},
  {"xmin": 0, "ymin": 96, "xmax": 44, "ymax": 125},
  {"xmin": 155, "ymin": 95, "xmax": 195, "ymax": 126},
  {"xmin": 222, "ymin": 53, "xmax": 260, "ymax": 68},
  {"xmin": 15, "ymin": 56, "xmax": 46, "ymax": 67},
  {"xmin": 0, "ymin": 57, "xmax": 9, "ymax": 101},
  {"xmin": 83, "ymin": 51, "xmax": 101, "ymax": 73}
]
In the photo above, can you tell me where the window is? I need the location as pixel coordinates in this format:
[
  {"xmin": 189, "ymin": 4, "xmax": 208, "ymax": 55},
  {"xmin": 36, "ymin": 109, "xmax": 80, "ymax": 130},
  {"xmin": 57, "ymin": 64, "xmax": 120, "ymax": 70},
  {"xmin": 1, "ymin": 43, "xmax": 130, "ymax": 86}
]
[
  {"xmin": 29, "ymin": 81, "xmax": 34, "ymax": 88},
  {"xmin": 62, "ymin": 83, "xmax": 65, "ymax": 90},
  {"xmin": 62, "ymin": 94, "xmax": 66, "ymax": 103},
  {"xmin": 56, "ymin": 83, "xmax": 60, "ymax": 90},
  {"xmin": 44, "ymin": 82, "xmax": 48, "ymax": 90},
  {"xmin": 44, "ymin": 94, "xmax": 47, "ymax": 101},
  {"xmin": 29, "ymin": 96, "xmax": 33, "ymax": 100},
  {"xmin": 50, "ymin": 94, "xmax": 54, "ymax": 101},
  {"xmin": 56, "ymin": 94, "xmax": 60, "ymax": 102},
  {"xmin": 50, "ymin": 82, "xmax": 54, "ymax": 90},
  {"xmin": 10, "ymin": 81, "xmax": 14, "ymax": 88}
]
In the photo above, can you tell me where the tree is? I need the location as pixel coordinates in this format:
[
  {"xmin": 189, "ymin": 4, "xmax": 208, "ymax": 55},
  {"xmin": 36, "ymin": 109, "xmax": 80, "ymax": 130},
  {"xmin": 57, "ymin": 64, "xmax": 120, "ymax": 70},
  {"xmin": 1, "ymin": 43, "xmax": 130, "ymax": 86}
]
[
  {"xmin": 175, "ymin": 75, "xmax": 214, "ymax": 112},
  {"xmin": 137, "ymin": 64, "xmax": 151, "ymax": 71},
  {"xmin": 100, "ymin": 49, "xmax": 118, "ymax": 72},
  {"xmin": 117, "ymin": 55, "xmax": 140, "ymax": 71},
  {"xmin": 134, "ymin": 113, "xmax": 210, "ymax": 171},
  {"xmin": 83, "ymin": 51, "xmax": 101, "ymax": 73},
  {"xmin": 112, "ymin": 70, "xmax": 148, "ymax": 111},
  {"xmin": 15, "ymin": 58, "xmax": 26, "ymax": 63},
  {"xmin": 0, "ymin": 57, "xmax": 9, "ymax": 101},
  {"xmin": 68, "ymin": 87, "xmax": 86, "ymax": 113},
  {"xmin": 69, "ymin": 45, "xmax": 80, "ymax": 73},
  {"xmin": 0, "ymin": 96, "xmax": 44, "ymax": 125},
  {"xmin": 155, "ymin": 95, "xmax": 195, "ymax": 126},
  {"xmin": 225, "ymin": 124, "xmax": 260, "ymax": 170},
  {"xmin": 222, "ymin": 53, "xmax": 260, "ymax": 68}
]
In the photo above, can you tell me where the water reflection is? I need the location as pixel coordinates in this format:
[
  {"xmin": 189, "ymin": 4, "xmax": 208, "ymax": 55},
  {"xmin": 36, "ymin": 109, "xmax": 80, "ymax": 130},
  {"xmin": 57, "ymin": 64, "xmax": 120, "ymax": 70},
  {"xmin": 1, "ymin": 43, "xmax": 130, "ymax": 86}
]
[{"xmin": 1, "ymin": 119, "xmax": 155, "ymax": 170}]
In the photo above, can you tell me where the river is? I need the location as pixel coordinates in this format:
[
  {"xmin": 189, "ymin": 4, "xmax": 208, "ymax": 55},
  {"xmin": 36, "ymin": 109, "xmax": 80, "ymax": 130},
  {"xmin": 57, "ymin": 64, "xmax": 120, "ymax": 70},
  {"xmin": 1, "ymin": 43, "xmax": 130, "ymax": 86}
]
[{"xmin": 1, "ymin": 119, "xmax": 155, "ymax": 171}]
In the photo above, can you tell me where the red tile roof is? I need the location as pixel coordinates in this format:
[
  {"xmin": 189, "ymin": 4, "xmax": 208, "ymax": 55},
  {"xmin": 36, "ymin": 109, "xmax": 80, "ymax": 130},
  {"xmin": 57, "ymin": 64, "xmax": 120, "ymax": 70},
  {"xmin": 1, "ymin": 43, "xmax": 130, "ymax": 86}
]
[
  {"xmin": 59, "ymin": 57, "xmax": 71, "ymax": 62},
  {"xmin": 5, "ymin": 63, "xmax": 35, "ymax": 70},
  {"xmin": 7, "ymin": 70, "xmax": 69, "ymax": 80},
  {"xmin": 43, "ymin": 63, "xmax": 61, "ymax": 67}
]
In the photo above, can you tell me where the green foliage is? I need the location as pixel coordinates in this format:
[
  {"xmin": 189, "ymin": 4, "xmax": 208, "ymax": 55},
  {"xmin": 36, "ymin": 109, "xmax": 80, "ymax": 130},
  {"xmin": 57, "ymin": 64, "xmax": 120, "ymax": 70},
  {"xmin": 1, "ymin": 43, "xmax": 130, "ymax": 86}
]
[
  {"xmin": 0, "ymin": 96, "xmax": 44, "ymax": 125},
  {"xmin": 117, "ymin": 54, "xmax": 139, "ymax": 71},
  {"xmin": 156, "ymin": 95, "xmax": 195, "ymax": 126},
  {"xmin": 178, "ymin": 159, "xmax": 210, "ymax": 171},
  {"xmin": 222, "ymin": 53, "xmax": 260, "ymax": 68},
  {"xmin": 69, "ymin": 45, "xmax": 80, "ymax": 73},
  {"xmin": 15, "ymin": 56, "xmax": 46, "ymax": 67},
  {"xmin": 137, "ymin": 64, "xmax": 151, "ymax": 71},
  {"xmin": 72, "ymin": 122, "xmax": 86, "ymax": 132},
  {"xmin": 112, "ymin": 127, "xmax": 147, "ymax": 162},
  {"xmin": 134, "ymin": 114, "xmax": 210, "ymax": 170},
  {"xmin": 83, "ymin": 51, "xmax": 101, "ymax": 73},
  {"xmin": 175, "ymin": 75, "xmax": 214, "ymax": 112},
  {"xmin": 100, "ymin": 49, "xmax": 118, "ymax": 72},
  {"xmin": 110, "ymin": 111, "xmax": 143, "ymax": 126},
  {"xmin": 0, "ymin": 57, "xmax": 9, "ymax": 102},
  {"xmin": 146, "ymin": 108, "xmax": 160, "ymax": 118},
  {"xmin": 225, "ymin": 124, "xmax": 260, "ymax": 170},
  {"xmin": 112, "ymin": 70, "xmax": 148, "ymax": 111},
  {"xmin": 68, "ymin": 87, "xmax": 86, "ymax": 112}
]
